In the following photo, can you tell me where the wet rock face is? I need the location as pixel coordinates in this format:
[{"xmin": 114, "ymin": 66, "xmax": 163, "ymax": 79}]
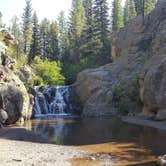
[{"xmin": 74, "ymin": 0, "xmax": 166, "ymax": 117}]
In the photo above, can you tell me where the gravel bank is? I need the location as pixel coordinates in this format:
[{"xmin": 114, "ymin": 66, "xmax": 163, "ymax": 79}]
[{"xmin": 0, "ymin": 127, "xmax": 85, "ymax": 166}]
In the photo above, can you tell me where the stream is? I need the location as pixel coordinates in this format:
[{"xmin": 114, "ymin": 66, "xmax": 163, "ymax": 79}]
[
  {"xmin": 24, "ymin": 117, "xmax": 166, "ymax": 165},
  {"xmin": 28, "ymin": 86, "xmax": 166, "ymax": 165}
]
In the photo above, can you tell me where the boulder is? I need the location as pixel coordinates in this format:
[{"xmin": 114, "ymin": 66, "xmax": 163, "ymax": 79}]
[
  {"xmin": 0, "ymin": 29, "xmax": 33, "ymax": 124},
  {"xmin": 0, "ymin": 109, "xmax": 8, "ymax": 127},
  {"xmin": 74, "ymin": 0, "xmax": 166, "ymax": 117},
  {"xmin": 157, "ymin": 155, "xmax": 166, "ymax": 166},
  {"xmin": 139, "ymin": 55, "xmax": 166, "ymax": 120},
  {"xmin": 18, "ymin": 65, "xmax": 32, "ymax": 84}
]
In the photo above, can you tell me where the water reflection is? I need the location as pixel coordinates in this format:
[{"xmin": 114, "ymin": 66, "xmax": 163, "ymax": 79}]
[{"xmin": 24, "ymin": 117, "xmax": 166, "ymax": 156}]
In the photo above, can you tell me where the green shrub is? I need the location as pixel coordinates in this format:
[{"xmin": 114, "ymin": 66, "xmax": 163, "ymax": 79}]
[
  {"xmin": 112, "ymin": 78, "xmax": 140, "ymax": 114},
  {"xmin": 63, "ymin": 57, "xmax": 99, "ymax": 84},
  {"xmin": 31, "ymin": 56, "xmax": 65, "ymax": 86}
]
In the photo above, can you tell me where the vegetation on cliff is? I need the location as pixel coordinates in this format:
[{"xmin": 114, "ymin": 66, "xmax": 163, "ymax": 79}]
[
  {"xmin": 0, "ymin": 0, "xmax": 156, "ymax": 85},
  {"xmin": 0, "ymin": 0, "xmax": 158, "ymax": 119}
]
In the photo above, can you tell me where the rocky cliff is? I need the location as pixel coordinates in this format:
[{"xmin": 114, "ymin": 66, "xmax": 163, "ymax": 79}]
[
  {"xmin": 0, "ymin": 29, "xmax": 33, "ymax": 125},
  {"xmin": 74, "ymin": 0, "xmax": 166, "ymax": 118}
]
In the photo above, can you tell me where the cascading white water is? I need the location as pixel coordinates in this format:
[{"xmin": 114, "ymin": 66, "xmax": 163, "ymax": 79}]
[{"xmin": 33, "ymin": 86, "xmax": 79, "ymax": 117}]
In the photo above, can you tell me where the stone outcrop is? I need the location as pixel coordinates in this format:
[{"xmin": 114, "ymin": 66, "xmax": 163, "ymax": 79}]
[
  {"xmin": 140, "ymin": 55, "xmax": 166, "ymax": 120},
  {"xmin": 17, "ymin": 65, "xmax": 33, "ymax": 85},
  {"xmin": 74, "ymin": 0, "xmax": 166, "ymax": 117},
  {"xmin": 0, "ymin": 29, "xmax": 33, "ymax": 125}
]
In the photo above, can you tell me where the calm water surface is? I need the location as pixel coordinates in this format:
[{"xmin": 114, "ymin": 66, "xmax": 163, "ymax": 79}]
[{"xmin": 24, "ymin": 117, "xmax": 166, "ymax": 157}]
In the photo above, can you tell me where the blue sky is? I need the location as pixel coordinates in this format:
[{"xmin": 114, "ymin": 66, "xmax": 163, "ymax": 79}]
[{"xmin": 0, "ymin": 0, "xmax": 125, "ymax": 25}]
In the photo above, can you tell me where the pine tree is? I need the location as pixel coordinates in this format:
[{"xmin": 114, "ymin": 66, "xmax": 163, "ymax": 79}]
[
  {"xmin": 134, "ymin": 0, "xmax": 142, "ymax": 15},
  {"xmin": 29, "ymin": 11, "xmax": 41, "ymax": 63},
  {"xmin": 22, "ymin": 0, "xmax": 32, "ymax": 55},
  {"xmin": 81, "ymin": 0, "xmax": 102, "ymax": 61},
  {"xmin": 70, "ymin": 0, "xmax": 86, "ymax": 40},
  {"xmin": 134, "ymin": 0, "xmax": 156, "ymax": 16},
  {"xmin": 144, "ymin": 0, "xmax": 156, "ymax": 15},
  {"xmin": 0, "ymin": 12, "xmax": 3, "ymax": 28},
  {"xmin": 93, "ymin": 0, "xmax": 110, "ymax": 63},
  {"xmin": 69, "ymin": 0, "xmax": 86, "ymax": 63},
  {"xmin": 40, "ymin": 18, "xmax": 50, "ymax": 59},
  {"xmin": 84, "ymin": 0, "xmax": 94, "ymax": 39},
  {"xmin": 124, "ymin": 0, "xmax": 130, "ymax": 25},
  {"xmin": 11, "ymin": 16, "xmax": 21, "ymax": 40},
  {"xmin": 47, "ymin": 21, "xmax": 59, "ymax": 61},
  {"xmin": 10, "ymin": 16, "xmax": 23, "ymax": 58},
  {"xmin": 58, "ymin": 11, "xmax": 69, "ymax": 61},
  {"xmin": 112, "ymin": 0, "xmax": 123, "ymax": 32},
  {"xmin": 128, "ymin": 0, "xmax": 137, "ymax": 20}
]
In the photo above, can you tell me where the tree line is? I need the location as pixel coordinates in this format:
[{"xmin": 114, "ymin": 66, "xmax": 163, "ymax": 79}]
[{"xmin": 1, "ymin": 0, "xmax": 157, "ymax": 84}]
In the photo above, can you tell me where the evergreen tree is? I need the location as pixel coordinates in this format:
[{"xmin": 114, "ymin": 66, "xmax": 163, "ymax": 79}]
[
  {"xmin": 81, "ymin": 0, "xmax": 102, "ymax": 61},
  {"xmin": 29, "ymin": 11, "xmax": 41, "ymax": 63},
  {"xmin": 0, "ymin": 12, "xmax": 3, "ymax": 28},
  {"xmin": 123, "ymin": 0, "xmax": 136, "ymax": 25},
  {"xmin": 58, "ymin": 11, "xmax": 69, "ymax": 61},
  {"xmin": 69, "ymin": 0, "xmax": 86, "ymax": 63},
  {"xmin": 84, "ymin": 0, "xmax": 94, "ymax": 39},
  {"xmin": 128, "ymin": 0, "xmax": 137, "ymax": 20},
  {"xmin": 112, "ymin": 0, "xmax": 123, "ymax": 32},
  {"xmin": 10, "ymin": 16, "xmax": 23, "ymax": 58},
  {"xmin": 40, "ymin": 18, "xmax": 50, "ymax": 59},
  {"xmin": 22, "ymin": 0, "xmax": 32, "ymax": 54},
  {"xmin": 70, "ymin": 0, "xmax": 86, "ymax": 40},
  {"xmin": 124, "ymin": 0, "xmax": 130, "ymax": 25},
  {"xmin": 47, "ymin": 21, "xmax": 59, "ymax": 61},
  {"xmin": 134, "ymin": 0, "xmax": 142, "ymax": 15},
  {"xmin": 11, "ymin": 16, "xmax": 21, "ymax": 40},
  {"xmin": 93, "ymin": 0, "xmax": 110, "ymax": 63},
  {"xmin": 134, "ymin": 0, "xmax": 156, "ymax": 16},
  {"xmin": 144, "ymin": 0, "xmax": 156, "ymax": 15}
]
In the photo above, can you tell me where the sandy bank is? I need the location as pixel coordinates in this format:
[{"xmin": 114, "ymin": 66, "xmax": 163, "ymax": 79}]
[{"xmin": 0, "ymin": 127, "xmax": 85, "ymax": 166}]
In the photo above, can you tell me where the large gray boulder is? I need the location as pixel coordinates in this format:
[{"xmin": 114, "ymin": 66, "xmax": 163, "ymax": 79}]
[
  {"xmin": 74, "ymin": 0, "xmax": 166, "ymax": 117},
  {"xmin": 140, "ymin": 55, "xmax": 166, "ymax": 120},
  {"xmin": 0, "ymin": 29, "xmax": 33, "ymax": 124},
  {"xmin": 0, "ymin": 67, "xmax": 32, "ymax": 124}
]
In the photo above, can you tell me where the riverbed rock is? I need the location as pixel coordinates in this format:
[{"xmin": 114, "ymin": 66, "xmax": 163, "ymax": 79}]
[
  {"xmin": 157, "ymin": 155, "xmax": 166, "ymax": 166},
  {"xmin": 74, "ymin": 0, "xmax": 166, "ymax": 117}
]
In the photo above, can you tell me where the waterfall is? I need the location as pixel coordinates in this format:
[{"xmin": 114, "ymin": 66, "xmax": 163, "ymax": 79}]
[{"xmin": 33, "ymin": 86, "xmax": 80, "ymax": 117}]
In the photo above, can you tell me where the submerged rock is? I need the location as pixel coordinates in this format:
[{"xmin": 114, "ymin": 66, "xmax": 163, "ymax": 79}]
[{"xmin": 74, "ymin": 0, "xmax": 166, "ymax": 117}]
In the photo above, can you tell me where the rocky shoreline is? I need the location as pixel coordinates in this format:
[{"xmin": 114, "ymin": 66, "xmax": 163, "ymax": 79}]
[
  {"xmin": 122, "ymin": 116, "xmax": 166, "ymax": 131},
  {"xmin": 0, "ymin": 127, "xmax": 87, "ymax": 166},
  {"xmin": 1, "ymin": 116, "xmax": 166, "ymax": 166}
]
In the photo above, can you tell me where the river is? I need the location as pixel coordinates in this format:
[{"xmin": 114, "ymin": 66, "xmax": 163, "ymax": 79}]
[{"xmin": 23, "ymin": 117, "xmax": 166, "ymax": 165}]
